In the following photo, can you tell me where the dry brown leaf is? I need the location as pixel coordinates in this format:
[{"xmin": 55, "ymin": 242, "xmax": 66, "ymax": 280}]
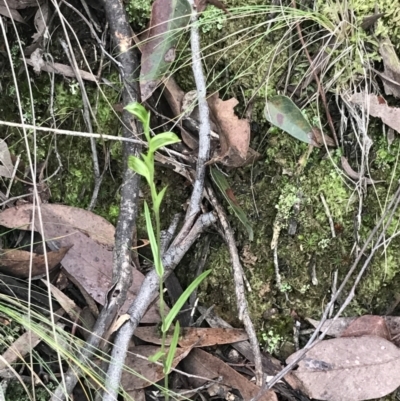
[
  {"xmin": 287, "ymin": 336, "xmax": 400, "ymax": 401},
  {"xmin": 163, "ymin": 78, "xmax": 198, "ymax": 149},
  {"xmin": 379, "ymin": 36, "xmax": 400, "ymax": 98},
  {"xmin": 0, "ymin": 246, "xmax": 71, "ymax": 279},
  {"xmin": 208, "ymin": 94, "xmax": 251, "ymax": 167},
  {"xmin": 341, "ymin": 315, "xmax": 391, "ymax": 340},
  {"xmin": 182, "ymin": 348, "xmax": 277, "ymax": 401},
  {"xmin": 309, "ymin": 316, "xmax": 400, "ymax": 347},
  {"xmin": 0, "ymin": 203, "xmax": 115, "ymax": 246},
  {"xmin": 350, "ymin": 92, "xmax": 400, "ymax": 134},
  {"xmin": 0, "ymin": 204, "xmax": 162, "ymax": 322},
  {"xmin": 25, "ymin": 59, "xmax": 97, "ymax": 82},
  {"xmin": 121, "ymin": 345, "xmax": 192, "ymax": 390},
  {"xmin": 134, "ymin": 326, "xmax": 248, "ymax": 348},
  {"xmin": 163, "ymin": 77, "xmax": 184, "ymax": 117}
]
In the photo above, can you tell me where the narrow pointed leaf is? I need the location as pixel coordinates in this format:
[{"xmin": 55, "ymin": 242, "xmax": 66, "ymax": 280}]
[
  {"xmin": 264, "ymin": 95, "xmax": 315, "ymax": 145},
  {"xmin": 210, "ymin": 167, "xmax": 253, "ymax": 241},
  {"xmin": 162, "ymin": 270, "xmax": 211, "ymax": 333},
  {"xmin": 148, "ymin": 349, "xmax": 165, "ymax": 363},
  {"xmin": 154, "ymin": 186, "xmax": 167, "ymax": 213},
  {"xmin": 144, "ymin": 202, "xmax": 162, "ymax": 276},
  {"xmin": 165, "ymin": 322, "xmax": 180, "ymax": 374}
]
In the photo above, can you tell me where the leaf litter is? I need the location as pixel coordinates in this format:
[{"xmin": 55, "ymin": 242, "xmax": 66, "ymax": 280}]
[
  {"xmin": 134, "ymin": 326, "xmax": 248, "ymax": 348},
  {"xmin": 0, "ymin": 204, "xmax": 161, "ymax": 322}
]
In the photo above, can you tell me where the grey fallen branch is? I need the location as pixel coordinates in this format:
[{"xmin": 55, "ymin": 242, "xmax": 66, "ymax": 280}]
[{"xmin": 50, "ymin": 0, "xmax": 142, "ymax": 398}]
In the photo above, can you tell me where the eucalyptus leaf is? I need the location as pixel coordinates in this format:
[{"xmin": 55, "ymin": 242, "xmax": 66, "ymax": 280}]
[
  {"xmin": 264, "ymin": 95, "xmax": 315, "ymax": 145},
  {"xmin": 210, "ymin": 167, "xmax": 254, "ymax": 241},
  {"xmin": 140, "ymin": 0, "xmax": 191, "ymax": 100}
]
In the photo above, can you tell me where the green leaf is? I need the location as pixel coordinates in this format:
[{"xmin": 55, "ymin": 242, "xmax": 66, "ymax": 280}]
[
  {"xmin": 142, "ymin": 153, "xmax": 155, "ymax": 180},
  {"xmin": 149, "ymin": 132, "xmax": 181, "ymax": 153},
  {"xmin": 162, "ymin": 270, "xmax": 211, "ymax": 333},
  {"xmin": 140, "ymin": 0, "xmax": 191, "ymax": 101},
  {"xmin": 210, "ymin": 167, "xmax": 254, "ymax": 241},
  {"xmin": 165, "ymin": 322, "xmax": 180, "ymax": 374},
  {"xmin": 128, "ymin": 156, "xmax": 150, "ymax": 182},
  {"xmin": 264, "ymin": 95, "xmax": 314, "ymax": 145},
  {"xmin": 154, "ymin": 186, "xmax": 167, "ymax": 213},
  {"xmin": 144, "ymin": 202, "xmax": 163, "ymax": 277},
  {"xmin": 124, "ymin": 102, "xmax": 151, "ymax": 142},
  {"xmin": 148, "ymin": 349, "xmax": 165, "ymax": 363}
]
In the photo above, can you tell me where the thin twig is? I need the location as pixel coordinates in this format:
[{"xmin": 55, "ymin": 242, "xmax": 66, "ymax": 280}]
[
  {"xmin": 0, "ymin": 120, "xmax": 142, "ymax": 143},
  {"xmin": 320, "ymin": 193, "xmax": 336, "ymax": 238},
  {"xmin": 185, "ymin": 0, "xmax": 211, "ymax": 219},
  {"xmin": 207, "ymin": 185, "xmax": 264, "ymax": 387}
]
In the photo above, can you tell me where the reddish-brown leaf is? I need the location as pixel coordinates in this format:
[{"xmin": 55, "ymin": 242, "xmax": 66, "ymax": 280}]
[
  {"xmin": 341, "ymin": 315, "xmax": 391, "ymax": 340},
  {"xmin": 140, "ymin": 0, "xmax": 190, "ymax": 100},
  {"xmin": 134, "ymin": 326, "xmax": 248, "ymax": 348},
  {"xmin": 182, "ymin": 348, "xmax": 277, "ymax": 401},
  {"xmin": 208, "ymin": 94, "xmax": 251, "ymax": 167},
  {"xmin": 0, "ymin": 246, "xmax": 71, "ymax": 278}
]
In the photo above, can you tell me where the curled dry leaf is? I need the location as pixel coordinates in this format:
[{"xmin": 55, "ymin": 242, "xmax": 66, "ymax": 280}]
[
  {"xmin": 287, "ymin": 336, "xmax": 400, "ymax": 401},
  {"xmin": 308, "ymin": 315, "xmax": 400, "ymax": 347},
  {"xmin": 25, "ymin": 59, "xmax": 97, "ymax": 82},
  {"xmin": 350, "ymin": 92, "xmax": 400, "ymax": 134},
  {"xmin": 134, "ymin": 326, "xmax": 248, "ymax": 348},
  {"xmin": 208, "ymin": 93, "xmax": 258, "ymax": 167},
  {"xmin": 0, "ymin": 246, "xmax": 71, "ymax": 279},
  {"xmin": 340, "ymin": 156, "xmax": 382, "ymax": 185},
  {"xmin": 32, "ymin": 0, "xmax": 50, "ymax": 42}
]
